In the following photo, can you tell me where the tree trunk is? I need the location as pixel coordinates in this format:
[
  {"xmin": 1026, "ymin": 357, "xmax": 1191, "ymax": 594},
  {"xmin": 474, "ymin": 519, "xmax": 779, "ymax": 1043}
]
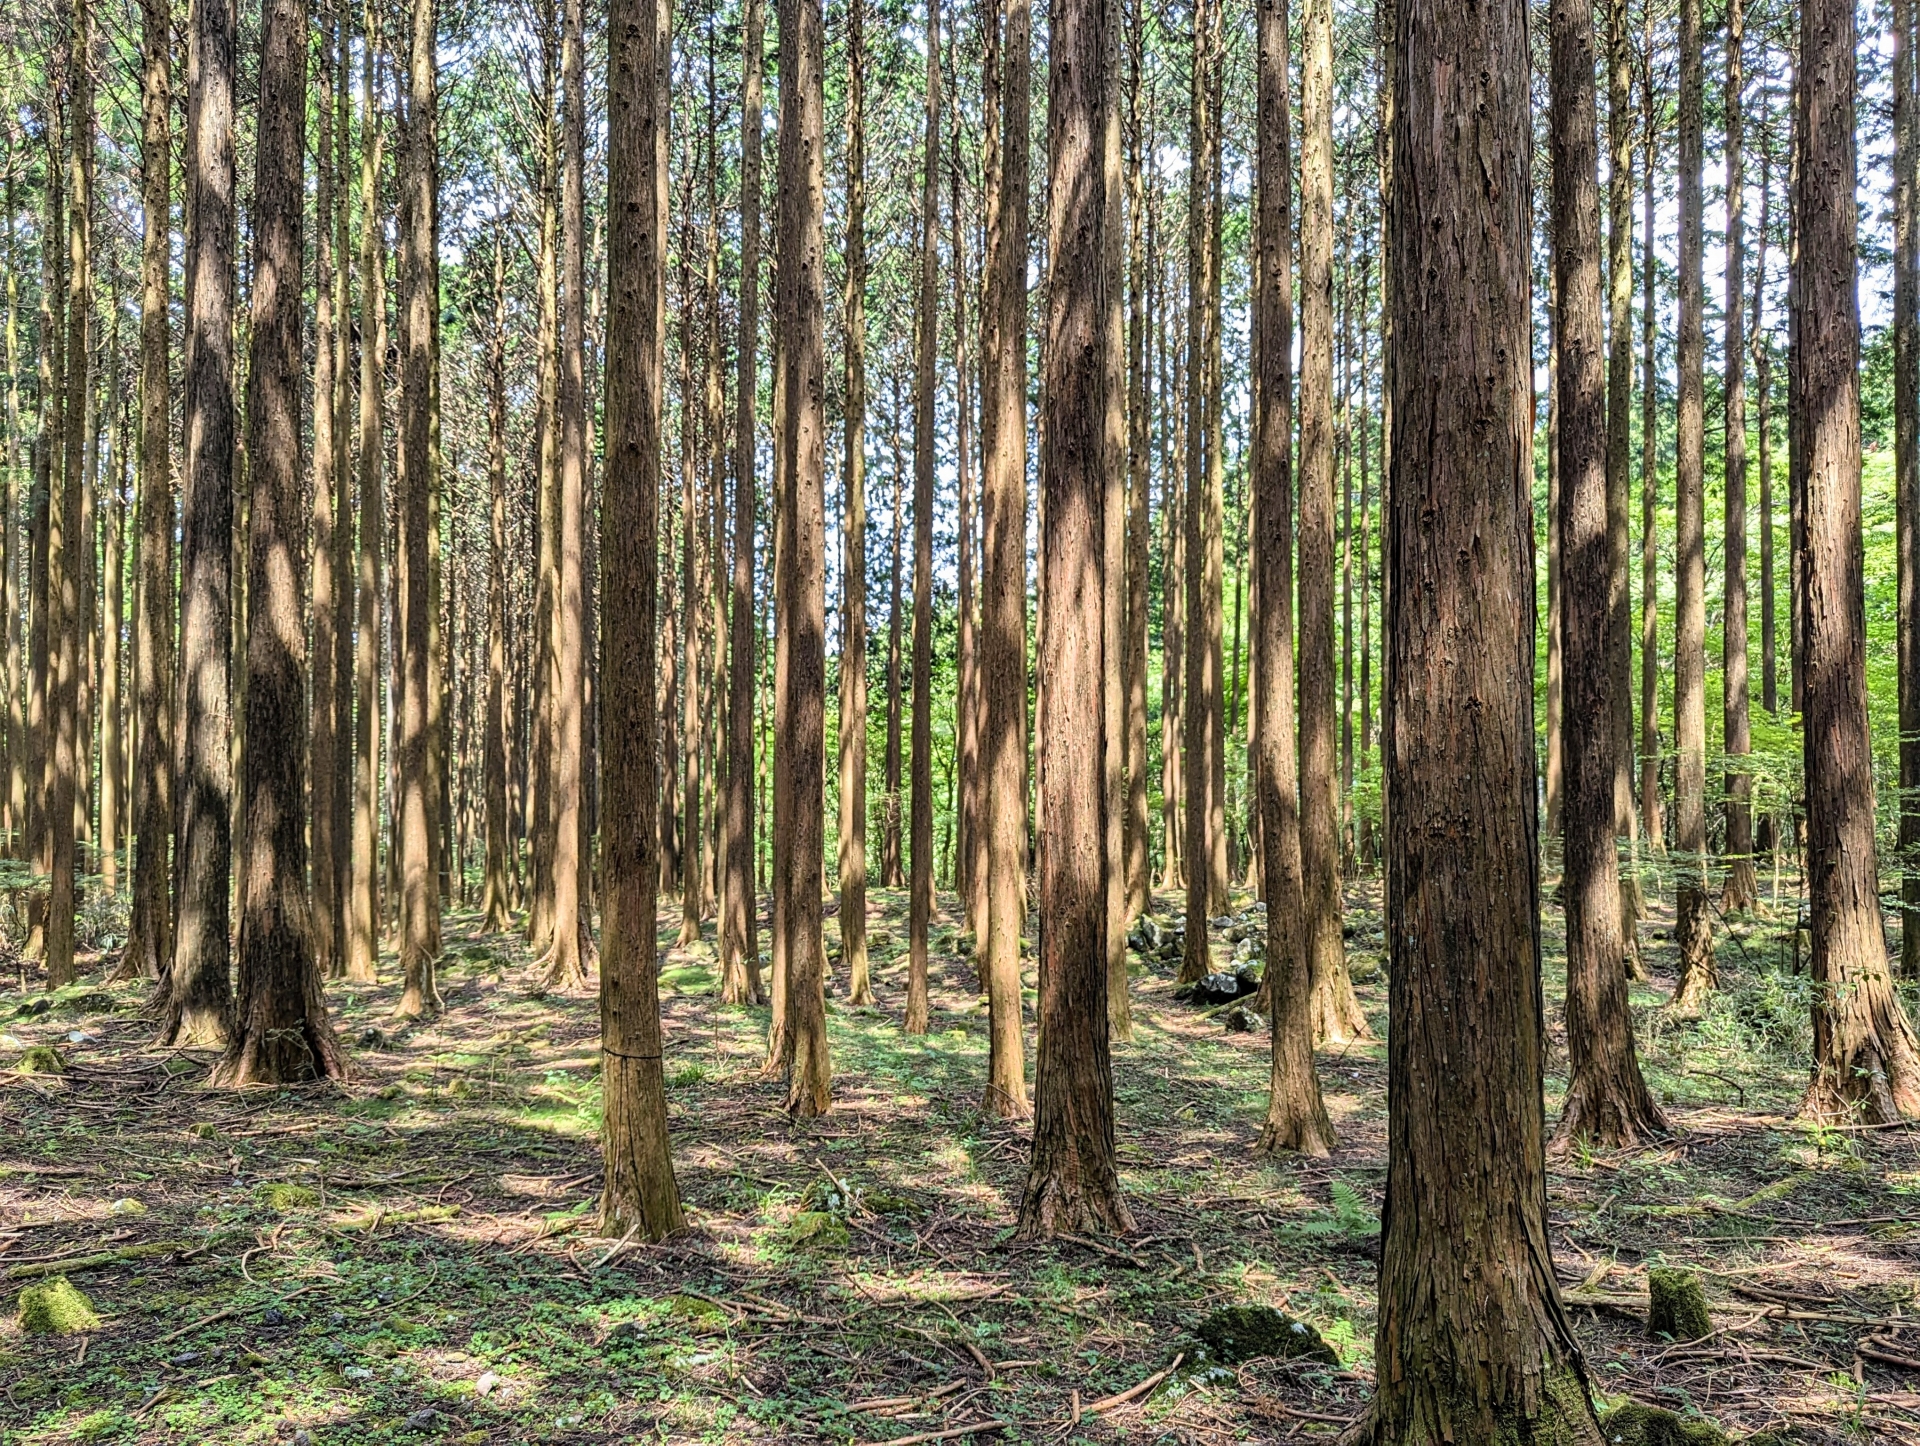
[
  {"xmin": 1122, "ymin": 0, "xmax": 1149, "ymax": 924},
  {"xmin": 776, "ymin": 0, "xmax": 831, "ymax": 1118},
  {"xmin": 1722, "ymin": 0, "xmax": 1756, "ymax": 914},
  {"xmin": 1671, "ymin": 0, "xmax": 1714, "ymax": 1008},
  {"xmin": 1159, "ymin": 299, "xmax": 1184, "ymax": 893},
  {"xmin": 310, "ymin": 1, "xmax": 342, "ymax": 976},
  {"xmin": 124, "ymin": 0, "xmax": 173, "ymax": 980},
  {"xmin": 837, "ymin": 0, "xmax": 870, "ymax": 1009},
  {"xmin": 219, "ymin": 0, "xmax": 347, "ymax": 1084},
  {"xmin": 1796, "ymin": 0, "xmax": 1920, "ymax": 1122},
  {"xmin": 1253, "ymin": 0, "xmax": 1334, "ymax": 1156},
  {"xmin": 599, "ymin": 0, "xmax": 686, "ymax": 1236},
  {"xmin": 1897, "ymin": 0, "xmax": 1920, "ymax": 976},
  {"xmin": 883, "ymin": 411, "xmax": 904, "ymax": 892},
  {"xmin": 397, "ymin": 0, "xmax": 444, "ymax": 1015},
  {"xmin": 906, "ymin": 0, "xmax": 941, "ymax": 1036},
  {"xmin": 483, "ymin": 231, "xmax": 513, "ymax": 932},
  {"xmin": 1550, "ymin": 0, "xmax": 1666, "ymax": 1149},
  {"xmin": 348, "ymin": 8, "xmax": 386, "ymax": 985},
  {"xmin": 164, "ymin": 0, "xmax": 234, "ymax": 1045},
  {"xmin": 1639, "ymin": 35, "xmax": 1664, "ymax": 855},
  {"xmin": 528, "ymin": 17, "xmax": 561, "ymax": 948},
  {"xmin": 1355, "ymin": 0, "xmax": 1603, "ymax": 1424},
  {"xmin": 1017, "ymin": 0, "xmax": 1131, "ymax": 1236},
  {"xmin": 1099, "ymin": 0, "xmax": 1130, "ymax": 1040},
  {"xmin": 724, "ymin": 0, "xmax": 767, "ymax": 1005},
  {"xmin": 1605, "ymin": 0, "xmax": 1637, "ymax": 902},
  {"xmin": 980, "ymin": 0, "xmax": 1030, "ymax": 1119},
  {"xmin": 954, "ymin": 75, "xmax": 984, "ymax": 954}
]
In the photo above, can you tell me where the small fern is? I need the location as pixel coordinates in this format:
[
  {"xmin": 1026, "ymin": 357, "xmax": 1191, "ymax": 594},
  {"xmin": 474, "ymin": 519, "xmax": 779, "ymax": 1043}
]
[{"xmin": 1279, "ymin": 1177, "xmax": 1379, "ymax": 1243}]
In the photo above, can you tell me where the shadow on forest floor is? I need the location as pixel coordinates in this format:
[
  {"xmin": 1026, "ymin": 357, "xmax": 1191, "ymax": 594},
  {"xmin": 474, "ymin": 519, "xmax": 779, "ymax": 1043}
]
[{"xmin": 0, "ymin": 868, "xmax": 1914, "ymax": 1443}]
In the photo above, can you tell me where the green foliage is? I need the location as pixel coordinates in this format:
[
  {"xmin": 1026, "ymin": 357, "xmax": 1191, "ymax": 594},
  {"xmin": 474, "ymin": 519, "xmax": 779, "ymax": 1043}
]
[
  {"xmin": 17, "ymin": 1277, "xmax": 100, "ymax": 1336},
  {"xmin": 1647, "ymin": 1268, "xmax": 1712, "ymax": 1342}
]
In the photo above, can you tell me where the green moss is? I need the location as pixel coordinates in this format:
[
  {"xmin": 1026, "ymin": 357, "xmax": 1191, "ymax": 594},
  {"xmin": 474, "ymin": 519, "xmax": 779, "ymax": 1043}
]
[
  {"xmin": 786, "ymin": 1210, "xmax": 850, "ymax": 1250},
  {"xmin": 1647, "ymin": 1268, "xmax": 1711, "ymax": 1341},
  {"xmin": 16, "ymin": 1044, "xmax": 64, "ymax": 1074},
  {"xmin": 1597, "ymin": 1403, "xmax": 1733, "ymax": 1446},
  {"xmin": 1193, "ymin": 1305, "xmax": 1340, "ymax": 1366},
  {"xmin": 666, "ymin": 1295, "xmax": 730, "ymax": 1334},
  {"xmin": 18, "ymin": 1277, "xmax": 101, "ymax": 1335},
  {"xmin": 258, "ymin": 1182, "xmax": 321, "ymax": 1210}
]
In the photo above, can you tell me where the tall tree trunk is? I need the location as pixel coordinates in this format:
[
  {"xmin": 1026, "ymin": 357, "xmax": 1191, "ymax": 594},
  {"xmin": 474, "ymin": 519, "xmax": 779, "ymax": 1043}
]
[
  {"xmin": 1356, "ymin": 0, "xmax": 1603, "ymax": 1424},
  {"xmin": 837, "ymin": 0, "xmax": 869, "ymax": 1009},
  {"xmin": 483, "ymin": 231, "xmax": 513, "ymax": 932},
  {"xmin": 1605, "ymin": 0, "xmax": 1637, "ymax": 899},
  {"xmin": 1099, "ymin": 0, "xmax": 1129, "ymax": 1039},
  {"xmin": 397, "ymin": 0, "xmax": 444, "ymax": 1014},
  {"xmin": 724, "ymin": 0, "xmax": 767, "ymax": 1005},
  {"xmin": 1796, "ymin": 0, "xmax": 1920, "ymax": 1121},
  {"xmin": 3, "ymin": 168, "xmax": 19, "ymax": 861},
  {"xmin": 528, "ymin": 17, "xmax": 561, "ymax": 947},
  {"xmin": 776, "ymin": 0, "xmax": 831, "ymax": 1118},
  {"xmin": 164, "ymin": 0, "xmax": 234, "ymax": 1043},
  {"xmin": 546, "ymin": 0, "xmax": 589, "ymax": 987},
  {"xmin": 348, "ymin": 8, "xmax": 386, "ymax": 984},
  {"xmin": 1297, "ymin": 0, "xmax": 1365, "ymax": 1038},
  {"xmin": 1722, "ymin": 0, "xmax": 1756, "ymax": 914},
  {"xmin": 1897, "ymin": 0, "xmax": 1920, "ymax": 976},
  {"xmin": 219, "ymin": 0, "xmax": 346, "ymax": 1084},
  {"xmin": 980, "ymin": 0, "xmax": 1031, "ymax": 1119},
  {"xmin": 954, "ymin": 74, "xmax": 984, "ymax": 952},
  {"xmin": 1017, "ymin": 0, "xmax": 1130, "ymax": 1237},
  {"xmin": 599, "ymin": 0, "xmax": 686, "ymax": 1236},
  {"xmin": 1671, "ymin": 0, "xmax": 1714, "ymax": 1011},
  {"xmin": 1551, "ymin": 0, "xmax": 1666, "ymax": 1148},
  {"xmin": 1179, "ymin": 0, "xmax": 1224, "ymax": 987},
  {"xmin": 310, "ymin": 0, "xmax": 342, "ymax": 977},
  {"xmin": 125, "ymin": 0, "xmax": 173, "ymax": 980},
  {"xmin": 1159, "ymin": 284, "xmax": 1184, "ymax": 893},
  {"xmin": 1122, "ymin": 0, "xmax": 1149, "ymax": 923},
  {"xmin": 906, "ymin": 0, "xmax": 942, "ymax": 1036},
  {"xmin": 1639, "ymin": 35, "xmax": 1663, "ymax": 854},
  {"xmin": 1254, "ymin": 0, "xmax": 1334, "ymax": 1155},
  {"xmin": 103, "ymin": 434, "xmax": 123, "ymax": 896},
  {"xmin": 883, "ymin": 410, "xmax": 904, "ymax": 891},
  {"xmin": 330, "ymin": 36, "xmax": 354, "ymax": 972},
  {"xmin": 1757, "ymin": 142, "xmax": 1775, "ymax": 727}
]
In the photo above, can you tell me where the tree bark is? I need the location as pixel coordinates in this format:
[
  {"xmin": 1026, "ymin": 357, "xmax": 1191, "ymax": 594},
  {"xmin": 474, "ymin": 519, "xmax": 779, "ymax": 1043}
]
[
  {"xmin": 310, "ymin": 0, "xmax": 342, "ymax": 977},
  {"xmin": 599, "ymin": 0, "xmax": 686, "ymax": 1236},
  {"xmin": 1897, "ymin": 0, "xmax": 1920, "ymax": 976},
  {"xmin": 1639, "ymin": 33, "xmax": 1663, "ymax": 855},
  {"xmin": 1796, "ymin": 0, "xmax": 1920, "ymax": 1122},
  {"xmin": 884, "ymin": 410, "xmax": 904, "ymax": 893},
  {"xmin": 218, "ymin": 0, "xmax": 347, "ymax": 1085},
  {"xmin": 954, "ymin": 73, "xmax": 984, "ymax": 954},
  {"xmin": 1355, "ymin": 0, "xmax": 1604, "ymax": 1424},
  {"xmin": 1017, "ymin": 0, "xmax": 1131, "ymax": 1237},
  {"xmin": 163, "ymin": 0, "xmax": 234, "ymax": 1045},
  {"xmin": 1722, "ymin": 0, "xmax": 1756, "ymax": 914},
  {"xmin": 907, "ymin": 0, "xmax": 942, "ymax": 1036},
  {"xmin": 837, "ymin": 0, "xmax": 870, "ymax": 1009},
  {"xmin": 1605, "ymin": 0, "xmax": 1637, "ymax": 892},
  {"xmin": 1122, "ymin": 0, "xmax": 1149, "ymax": 924},
  {"xmin": 483, "ymin": 232, "xmax": 513, "ymax": 932},
  {"xmin": 980, "ymin": 0, "xmax": 1030, "ymax": 1119},
  {"xmin": 1254, "ymin": 0, "xmax": 1334, "ymax": 1156},
  {"xmin": 776, "ymin": 0, "xmax": 831, "ymax": 1118},
  {"xmin": 1550, "ymin": 0, "xmax": 1666, "ymax": 1149}
]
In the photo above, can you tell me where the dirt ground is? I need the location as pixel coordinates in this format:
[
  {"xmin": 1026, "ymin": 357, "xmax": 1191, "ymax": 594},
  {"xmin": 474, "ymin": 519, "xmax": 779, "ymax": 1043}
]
[{"xmin": 0, "ymin": 874, "xmax": 1914, "ymax": 1444}]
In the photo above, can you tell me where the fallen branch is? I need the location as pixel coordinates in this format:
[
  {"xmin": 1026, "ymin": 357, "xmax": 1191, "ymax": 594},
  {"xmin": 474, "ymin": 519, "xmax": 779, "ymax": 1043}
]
[
  {"xmin": 6, "ymin": 1241, "xmax": 181, "ymax": 1280},
  {"xmin": 1861, "ymin": 1341, "xmax": 1920, "ymax": 1373},
  {"xmin": 864, "ymin": 1420, "xmax": 1009, "ymax": 1446},
  {"xmin": 1084, "ymin": 1352, "xmax": 1184, "ymax": 1416}
]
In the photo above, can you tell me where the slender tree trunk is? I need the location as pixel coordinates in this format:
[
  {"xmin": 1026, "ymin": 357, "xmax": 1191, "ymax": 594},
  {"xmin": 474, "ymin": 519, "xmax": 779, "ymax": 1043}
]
[
  {"xmin": 954, "ymin": 80, "xmax": 984, "ymax": 953},
  {"xmin": 102, "ymin": 437, "xmax": 123, "ymax": 896},
  {"xmin": 310, "ymin": 1, "xmax": 342, "ymax": 977},
  {"xmin": 1796, "ymin": 0, "xmax": 1920, "ymax": 1121},
  {"xmin": 124, "ymin": 0, "xmax": 173, "ymax": 980},
  {"xmin": 1639, "ymin": 36, "xmax": 1663, "ymax": 854},
  {"xmin": 1897, "ymin": 0, "xmax": 1920, "ymax": 976},
  {"xmin": 1355, "ymin": 0, "xmax": 1603, "ymax": 1422},
  {"xmin": 219, "ymin": 0, "xmax": 346, "ymax": 1083},
  {"xmin": 330, "ymin": 40, "xmax": 354, "ymax": 970},
  {"xmin": 1098, "ymin": 0, "xmax": 1130, "ymax": 1039},
  {"xmin": 1551, "ymin": 0, "xmax": 1666, "ymax": 1148},
  {"xmin": 1545, "ymin": 302, "xmax": 1562, "ymax": 843},
  {"xmin": 599, "ymin": 0, "xmax": 686, "ymax": 1236},
  {"xmin": 1017, "ymin": 0, "xmax": 1130, "ymax": 1236},
  {"xmin": 483, "ymin": 232, "xmax": 513, "ymax": 931},
  {"xmin": 1122, "ymin": 0, "xmax": 1149, "ymax": 923},
  {"xmin": 1671, "ymin": 0, "xmax": 1715, "ymax": 1011},
  {"xmin": 1254, "ymin": 0, "xmax": 1334, "ymax": 1155},
  {"xmin": 883, "ymin": 410, "xmax": 904, "ymax": 892},
  {"xmin": 724, "ymin": 0, "xmax": 767, "ymax": 1005},
  {"xmin": 1722, "ymin": 0, "xmax": 1756, "ymax": 913},
  {"xmin": 1159, "ymin": 291, "xmax": 1185, "ymax": 893},
  {"xmin": 164, "ymin": 0, "xmax": 234, "ymax": 1043},
  {"xmin": 980, "ymin": 0, "xmax": 1031, "ymax": 1119},
  {"xmin": 528, "ymin": 19, "xmax": 561, "ymax": 947},
  {"xmin": 906, "ymin": 0, "xmax": 941, "ymax": 1036},
  {"xmin": 2, "ymin": 169, "xmax": 19, "ymax": 861},
  {"xmin": 397, "ymin": 0, "xmax": 444, "ymax": 1014},
  {"xmin": 348, "ymin": 11, "xmax": 386, "ymax": 984},
  {"xmin": 776, "ymin": 0, "xmax": 831, "ymax": 1117},
  {"xmin": 1605, "ymin": 0, "xmax": 1637, "ymax": 903}
]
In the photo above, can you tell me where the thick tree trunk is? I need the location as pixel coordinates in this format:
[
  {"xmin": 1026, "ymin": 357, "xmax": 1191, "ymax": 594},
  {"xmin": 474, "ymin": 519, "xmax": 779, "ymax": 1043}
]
[
  {"xmin": 980, "ymin": 0, "xmax": 1030, "ymax": 1119},
  {"xmin": 776, "ymin": 0, "xmax": 831, "ymax": 1118},
  {"xmin": 219, "ymin": 0, "xmax": 347, "ymax": 1084},
  {"xmin": 124, "ymin": 0, "xmax": 173, "ymax": 981},
  {"xmin": 1017, "ymin": 0, "xmax": 1131, "ymax": 1236},
  {"xmin": 1672, "ymin": 0, "xmax": 1714, "ymax": 1009},
  {"xmin": 1355, "ymin": 0, "xmax": 1603, "ymax": 1426},
  {"xmin": 1722, "ymin": 0, "xmax": 1756, "ymax": 914},
  {"xmin": 348, "ymin": 12, "xmax": 386, "ymax": 985},
  {"xmin": 1550, "ymin": 0, "xmax": 1666, "ymax": 1149},
  {"xmin": 397, "ymin": 0, "xmax": 444, "ymax": 1015},
  {"xmin": 599, "ymin": 0, "xmax": 685, "ymax": 1237},
  {"xmin": 1253, "ymin": 0, "xmax": 1334, "ymax": 1156},
  {"xmin": 906, "ymin": 0, "xmax": 941, "ymax": 1036},
  {"xmin": 724, "ymin": 0, "xmax": 767, "ymax": 1005},
  {"xmin": 163, "ymin": 0, "xmax": 234, "ymax": 1044},
  {"xmin": 1796, "ymin": 0, "xmax": 1920, "ymax": 1122}
]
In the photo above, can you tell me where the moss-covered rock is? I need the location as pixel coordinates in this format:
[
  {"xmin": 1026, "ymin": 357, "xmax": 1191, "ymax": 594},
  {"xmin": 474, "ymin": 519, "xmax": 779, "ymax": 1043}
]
[
  {"xmin": 786, "ymin": 1210, "xmax": 849, "ymax": 1251},
  {"xmin": 1193, "ymin": 1305, "xmax": 1339, "ymax": 1366},
  {"xmin": 15, "ymin": 1044, "xmax": 64, "ymax": 1074},
  {"xmin": 258, "ymin": 1182, "xmax": 321, "ymax": 1211},
  {"xmin": 1647, "ymin": 1267, "xmax": 1711, "ymax": 1341},
  {"xmin": 1596, "ymin": 1403, "xmax": 1772, "ymax": 1446},
  {"xmin": 666, "ymin": 1295, "xmax": 730, "ymax": 1335},
  {"xmin": 18, "ymin": 1277, "xmax": 101, "ymax": 1335}
]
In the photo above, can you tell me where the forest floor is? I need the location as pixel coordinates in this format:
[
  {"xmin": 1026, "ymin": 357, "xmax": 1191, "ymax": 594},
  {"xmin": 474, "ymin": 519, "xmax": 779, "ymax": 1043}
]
[{"xmin": 0, "ymin": 867, "xmax": 1916, "ymax": 1445}]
